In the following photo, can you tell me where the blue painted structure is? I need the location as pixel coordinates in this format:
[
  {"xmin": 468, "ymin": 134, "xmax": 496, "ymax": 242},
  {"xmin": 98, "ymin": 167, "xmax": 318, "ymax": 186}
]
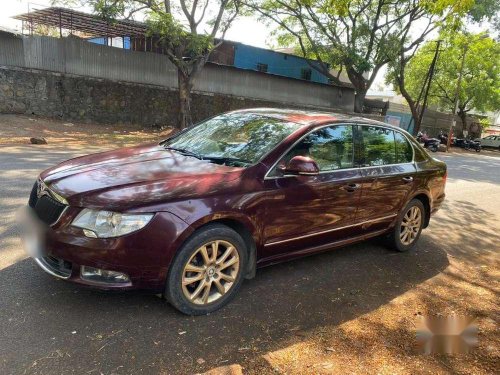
[
  {"xmin": 86, "ymin": 37, "xmax": 332, "ymax": 85},
  {"xmin": 88, "ymin": 36, "xmax": 131, "ymax": 49},
  {"xmin": 232, "ymin": 43, "xmax": 330, "ymax": 85}
]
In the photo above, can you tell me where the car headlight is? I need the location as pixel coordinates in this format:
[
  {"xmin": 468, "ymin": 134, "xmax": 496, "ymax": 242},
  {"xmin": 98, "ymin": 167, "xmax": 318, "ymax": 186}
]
[{"xmin": 72, "ymin": 209, "xmax": 154, "ymax": 238}]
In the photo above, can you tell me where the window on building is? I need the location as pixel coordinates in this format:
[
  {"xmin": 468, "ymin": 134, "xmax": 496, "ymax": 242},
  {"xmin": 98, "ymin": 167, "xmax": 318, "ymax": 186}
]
[
  {"xmin": 256, "ymin": 63, "xmax": 268, "ymax": 73},
  {"xmin": 301, "ymin": 68, "xmax": 312, "ymax": 80}
]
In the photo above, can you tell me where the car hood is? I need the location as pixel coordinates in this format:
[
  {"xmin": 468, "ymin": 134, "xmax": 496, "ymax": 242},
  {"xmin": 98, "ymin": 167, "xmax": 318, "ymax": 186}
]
[{"xmin": 40, "ymin": 144, "xmax": 245, "ymax": 210}]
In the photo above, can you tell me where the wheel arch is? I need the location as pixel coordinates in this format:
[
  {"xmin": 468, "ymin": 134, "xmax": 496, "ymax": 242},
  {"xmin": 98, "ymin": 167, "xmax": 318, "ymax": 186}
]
[
  {"xmin": 409, "ymin": 192, "xmax": 431, "ymax": 228},
  {"xmin": 187, "ymin": 213, "xmax": 259, "ymax": 279}
]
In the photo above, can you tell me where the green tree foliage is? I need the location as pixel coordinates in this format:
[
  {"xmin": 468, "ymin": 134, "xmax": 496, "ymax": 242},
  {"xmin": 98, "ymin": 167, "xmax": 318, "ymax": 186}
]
[
  {"xmin": 72, "ymin": 0, "xmax": 240, "ymax": 129},
  {"xmin": 243, "ymin": 0, "xmax": 473, "ymax": 112},
  {"xmin": 468, "ymin": 0, "xmax": 499, "ymax": 32},
  {"xmin": 403, "ymin": 31, "xmax": 500, "ymax": 132}
]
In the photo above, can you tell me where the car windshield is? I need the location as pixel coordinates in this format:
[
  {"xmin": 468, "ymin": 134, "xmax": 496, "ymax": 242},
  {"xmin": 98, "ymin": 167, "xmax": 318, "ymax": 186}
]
[{"xmin": 162, "ymin": 113, "xmax": 302, "ymax": 166}]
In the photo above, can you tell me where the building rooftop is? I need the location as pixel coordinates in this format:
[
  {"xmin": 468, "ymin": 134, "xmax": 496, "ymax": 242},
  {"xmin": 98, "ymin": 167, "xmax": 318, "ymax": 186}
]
[{"xmin": 13, "ymin": 7, "xmax": 147, "ymax": 37}]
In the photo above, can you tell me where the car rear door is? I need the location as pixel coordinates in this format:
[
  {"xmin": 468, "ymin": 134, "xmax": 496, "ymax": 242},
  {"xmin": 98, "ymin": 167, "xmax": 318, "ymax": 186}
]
[
  {"xmin": 353, "ymin": 125, "xmax": 417, "ymax": 233},
  {"xmin": 260, "ymin": 124, "xmax": 363, "ymax": 258}
]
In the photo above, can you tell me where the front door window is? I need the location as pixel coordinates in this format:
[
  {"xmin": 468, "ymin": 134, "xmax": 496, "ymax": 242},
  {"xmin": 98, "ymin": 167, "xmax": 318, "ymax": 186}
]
[{"xmin": 273, "ymin": 124, "xmax": 354, "ymax": 174}]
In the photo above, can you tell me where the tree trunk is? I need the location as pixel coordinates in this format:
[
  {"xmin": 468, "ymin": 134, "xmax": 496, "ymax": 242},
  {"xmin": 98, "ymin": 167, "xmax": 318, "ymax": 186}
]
[
  {"xmin": 399, "ymin": 88, "xmax": 420, "ymax": 135},
  {"xmin": 346, "ymin": 68, "xmax": 367, "ymax": 113},
  {"xmin": 178, "ymin": 71, "xmax": 193, "ymax": 129},
  {"xmin": 394, "ymin": 65, "xmax": 421, "ymax": 135},
  {"xmin": 354, "ymin": 88, "xmax": 367, "ymax": 113},
  {"xmin": 458, "ymin": 108, "xmax": 468, "ymax": 136}
]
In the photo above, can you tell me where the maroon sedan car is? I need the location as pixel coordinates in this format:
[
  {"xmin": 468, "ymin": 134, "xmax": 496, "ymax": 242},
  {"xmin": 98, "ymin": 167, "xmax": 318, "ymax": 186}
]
[{"xmin": 24, "ymin": 109, "xmax": 446, "ymax": 315}]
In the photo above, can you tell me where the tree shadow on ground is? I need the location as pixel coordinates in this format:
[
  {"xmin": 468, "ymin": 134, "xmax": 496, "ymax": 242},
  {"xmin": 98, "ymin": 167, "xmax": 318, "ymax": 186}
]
[
  {"xmin": 0, "ymin": 148, "xmax": 498, "ymax": 374},
  {"xmin": 0, "ymin": 232, "xmax": 450, "ymax": 374}
]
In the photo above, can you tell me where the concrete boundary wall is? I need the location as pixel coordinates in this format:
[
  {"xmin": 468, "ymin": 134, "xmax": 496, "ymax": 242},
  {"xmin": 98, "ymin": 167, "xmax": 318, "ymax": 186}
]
[
  {"xmin": 0, "ymin": 31, "xmax": 355, "ymax": 124},
  {"xmin": 387, "ymin": 102, "xmax": 474, "ymax": 136}
]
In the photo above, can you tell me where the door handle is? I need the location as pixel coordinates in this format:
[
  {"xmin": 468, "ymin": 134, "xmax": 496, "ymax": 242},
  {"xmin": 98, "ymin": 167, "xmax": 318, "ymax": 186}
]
[
  {"xmin": 402, "ymin": 176, "xmax": 414, "ymax": 183},
  {"xmin": 341, "ymin": 183, "xmax": 361, "ymax": 192}
]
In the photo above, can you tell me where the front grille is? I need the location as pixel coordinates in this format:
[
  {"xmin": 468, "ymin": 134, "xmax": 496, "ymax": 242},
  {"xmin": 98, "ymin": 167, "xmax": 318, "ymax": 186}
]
[
  {"xmin": 28, "ymin": 181, "xmax": 38, "ymax": 208},
  {"xmin": 28, "ymin": 180, "xmax": 67, "ymax": 225}
]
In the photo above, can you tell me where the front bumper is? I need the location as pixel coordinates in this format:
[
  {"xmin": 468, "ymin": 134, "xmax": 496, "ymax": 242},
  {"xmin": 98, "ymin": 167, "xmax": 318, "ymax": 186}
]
[{"xmin": 23, "ymin": 207, "xmax": 191, "ymax": 291}]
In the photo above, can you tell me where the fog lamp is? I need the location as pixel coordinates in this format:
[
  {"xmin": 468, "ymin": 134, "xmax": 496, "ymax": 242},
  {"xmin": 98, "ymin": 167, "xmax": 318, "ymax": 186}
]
[{"xmin": 80, "ymin": 266, "xmax": 130, "ymax": 284}]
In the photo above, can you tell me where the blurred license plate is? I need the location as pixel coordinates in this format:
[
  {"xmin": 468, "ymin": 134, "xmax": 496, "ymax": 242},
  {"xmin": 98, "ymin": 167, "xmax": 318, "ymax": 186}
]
[{"xmin": 19, "ymin": 206, "xmax": 47, "ymax": 258}]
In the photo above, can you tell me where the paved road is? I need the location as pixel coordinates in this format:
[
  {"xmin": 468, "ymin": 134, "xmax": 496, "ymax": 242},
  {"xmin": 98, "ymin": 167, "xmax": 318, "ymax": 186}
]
[{"xmin": 0, "ymin": 146, "xmax": 499, "ymax": 374}]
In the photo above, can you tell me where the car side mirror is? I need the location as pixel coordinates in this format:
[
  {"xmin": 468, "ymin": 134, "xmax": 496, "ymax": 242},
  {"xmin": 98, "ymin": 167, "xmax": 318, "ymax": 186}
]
[{"xmin": 279, "ymin": 156, "xmax": 320, "ymax": 176}]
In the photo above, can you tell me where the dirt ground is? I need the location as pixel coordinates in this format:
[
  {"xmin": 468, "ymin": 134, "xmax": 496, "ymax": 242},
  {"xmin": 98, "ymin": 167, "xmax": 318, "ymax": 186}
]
[
  {"xmin": 0, "ymin": 114, "xmax": 173, "ymax": 147},
  {"xmin": 0, "ymin": 114, "xmax": 499, "ymax": 375}
]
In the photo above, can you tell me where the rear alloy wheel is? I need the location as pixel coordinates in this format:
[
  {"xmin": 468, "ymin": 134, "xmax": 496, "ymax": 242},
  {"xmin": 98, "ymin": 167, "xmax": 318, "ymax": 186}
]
[
  {"xmin": 400, "ymin": 206, "xmax": 422, "ymax": 246},
  {"xmin": 165, "ymin": 224, "xmax": 247, "ymax": 315},
  {"xmin": 387, "ymin": 199, "xmax": 425, "ymax": 252}
]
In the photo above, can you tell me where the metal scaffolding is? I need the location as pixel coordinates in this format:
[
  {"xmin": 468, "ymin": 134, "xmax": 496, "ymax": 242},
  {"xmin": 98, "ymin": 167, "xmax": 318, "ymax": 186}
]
[{"xmin": 14, "ymin": 7, "xmax": 147, "ymax": 38}]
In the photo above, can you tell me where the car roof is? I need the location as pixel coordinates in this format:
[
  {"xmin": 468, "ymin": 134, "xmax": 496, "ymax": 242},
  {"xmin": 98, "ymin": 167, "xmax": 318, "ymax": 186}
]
[{"xmin": 230, "ymin": 107, "xmax": 396, "ymax": 129}]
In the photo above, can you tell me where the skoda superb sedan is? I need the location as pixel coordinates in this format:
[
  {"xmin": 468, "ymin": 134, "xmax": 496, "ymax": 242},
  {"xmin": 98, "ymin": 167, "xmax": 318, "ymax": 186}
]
[{"xmin": 24, "ymin": 109, "xmax": 446, "ymax": 315}]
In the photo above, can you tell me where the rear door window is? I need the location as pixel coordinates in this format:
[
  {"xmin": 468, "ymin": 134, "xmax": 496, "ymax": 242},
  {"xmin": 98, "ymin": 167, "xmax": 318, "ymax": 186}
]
[
  {"xmin": 394, "ymin": 132, "xmax": 413, "ymax": 163},
  {"xmin": 360, "ymin": 126, "xmax": 396, "ymax": 166}
]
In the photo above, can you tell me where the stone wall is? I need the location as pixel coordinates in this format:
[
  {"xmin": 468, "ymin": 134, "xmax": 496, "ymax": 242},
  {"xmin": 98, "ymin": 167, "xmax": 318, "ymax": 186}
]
[
  {"xmin": 1, "ymin": 66, "xmax": 327, "ymax": 127},
  {"xmin": 1, "ymin": 66, "xmax": 363, "ymax": 127},
  {"xmin": 0, "ymin": 32, "xmax": 356, "ymax": 127}
]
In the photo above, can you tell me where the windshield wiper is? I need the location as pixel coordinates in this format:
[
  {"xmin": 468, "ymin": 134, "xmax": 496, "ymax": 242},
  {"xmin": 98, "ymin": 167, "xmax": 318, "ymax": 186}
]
[
  {"xmin": 164, "ymin": 146, "xmax": 202, "ymax": 160},
  {"xmin": 201, "ymin": 155, "xmax": 252, "ymax": 165}
]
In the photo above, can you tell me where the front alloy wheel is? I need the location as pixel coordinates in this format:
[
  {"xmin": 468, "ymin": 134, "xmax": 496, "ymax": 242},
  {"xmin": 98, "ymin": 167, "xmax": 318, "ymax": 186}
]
[
  {"xmin": 165, "ymin": 224, "xmax": 247, "ymax": 315},
  {"xmin": 182, "ymin": 240, "xmax": 240, "ymax": 305}
]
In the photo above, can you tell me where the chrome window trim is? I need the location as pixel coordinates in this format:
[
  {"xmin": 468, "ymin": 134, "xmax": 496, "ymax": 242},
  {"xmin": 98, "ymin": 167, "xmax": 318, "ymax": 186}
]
[
  {"xmin": 264, "ymin": 213, "xmax": 398, "ymax": 247},
  {"xmin": 357, "ymin": 162, "xmax": 416, "ymax": 170},
  {"xmin": 264, "ymin": 122, "xmax": 416, "ymax": 180}
]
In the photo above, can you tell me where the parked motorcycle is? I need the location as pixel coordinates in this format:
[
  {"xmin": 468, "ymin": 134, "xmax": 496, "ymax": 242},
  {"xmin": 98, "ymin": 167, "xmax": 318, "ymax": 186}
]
[
  {"xmin": 416, "ymin": 132, "xmax": 440, "ymax": 152},
  {"xmin": 437, "ymin": 131, "xmax": 448, "ymax": 145},
  {"xmin": 453, "ymin": 137, "xmax": 481, "ymax": 152}
]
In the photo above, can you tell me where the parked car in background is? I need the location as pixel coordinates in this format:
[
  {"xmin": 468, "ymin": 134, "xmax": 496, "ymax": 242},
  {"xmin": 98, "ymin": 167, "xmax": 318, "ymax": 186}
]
[
  {"xmin": 477, "ymin": 135, "xmax": 500, "ymax": 149},
  {"xmin": 23, "ymin": 109, "xmax": 447, "ymax": 315}
]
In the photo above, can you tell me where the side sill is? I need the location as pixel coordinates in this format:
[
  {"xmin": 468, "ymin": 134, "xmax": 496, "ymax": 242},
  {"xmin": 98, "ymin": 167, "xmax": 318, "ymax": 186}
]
[{"xmin": 257, "ymin": 228, "xmax": 389, "ymax": 268}]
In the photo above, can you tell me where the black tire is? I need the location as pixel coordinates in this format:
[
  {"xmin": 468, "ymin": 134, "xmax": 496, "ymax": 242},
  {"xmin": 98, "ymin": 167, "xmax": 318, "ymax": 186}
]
[
  {"xmin": 165, "ymin": 224, "xmax": 247, "ymax": 315},
  {"xmin": 386, "ymin": 199, "xmax": 426, "ymax": 252}
]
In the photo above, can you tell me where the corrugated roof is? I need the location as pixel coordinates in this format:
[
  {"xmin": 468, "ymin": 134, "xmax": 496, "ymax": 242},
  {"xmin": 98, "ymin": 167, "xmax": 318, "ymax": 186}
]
[{"xmin": 13, "ymin": 7, "xmax": 147, "ymax": 37}]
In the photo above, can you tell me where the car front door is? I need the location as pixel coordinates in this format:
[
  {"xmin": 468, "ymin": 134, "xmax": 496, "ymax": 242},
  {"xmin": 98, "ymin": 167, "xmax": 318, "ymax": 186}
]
[
  {"xmin": 485, "ymin": 136, "xmax": 499, "ymax": 148},
  {"xmin": 260, "ymin": 124, "xmax": 363, "ymax": 259},
  {"xmin": 354, "ymin": 125, "xmax": 417, "ymax": 233},
  {"xmin": 481, "ymin": 136, "xmax": 494, "ymax": 147}
]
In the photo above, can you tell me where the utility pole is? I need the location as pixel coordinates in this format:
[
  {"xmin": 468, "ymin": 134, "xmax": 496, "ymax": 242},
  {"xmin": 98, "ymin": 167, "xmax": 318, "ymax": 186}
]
[
  {"xmin": 446, "ymin": 44, "xmax": 467, "ymax": 152},
  {"xmin": 417, "ymin": 40, "xmax": 441, "ymax": 133},
  {"xmin": 407, "ymin": 40, "xmax": 441, "ymax": 135}
]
